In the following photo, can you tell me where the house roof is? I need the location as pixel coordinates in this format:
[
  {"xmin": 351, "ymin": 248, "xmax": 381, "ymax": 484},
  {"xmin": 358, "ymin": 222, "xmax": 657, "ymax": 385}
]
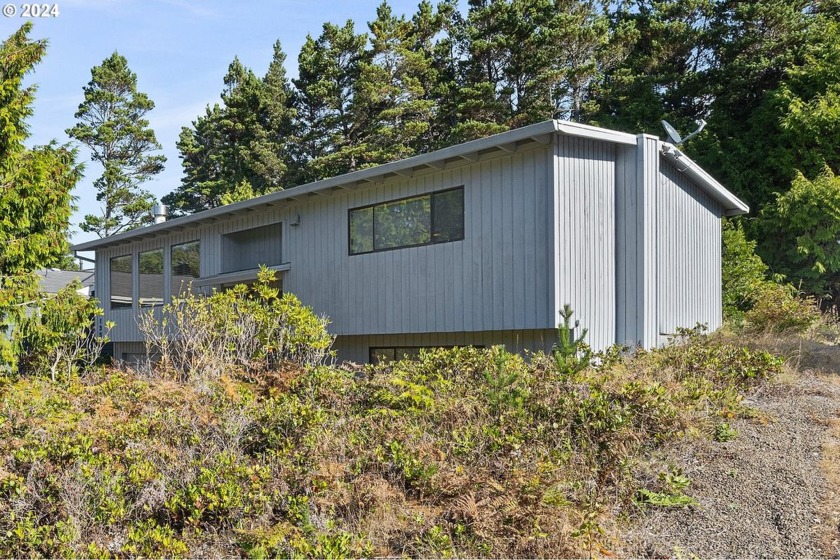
[
  {"xmin": 35, "ymin": 269, "xmax": 95, "ymax": 293},
  {"xmin": 72, "ymin": 120, "xmax": 748, "ymax": 252}
]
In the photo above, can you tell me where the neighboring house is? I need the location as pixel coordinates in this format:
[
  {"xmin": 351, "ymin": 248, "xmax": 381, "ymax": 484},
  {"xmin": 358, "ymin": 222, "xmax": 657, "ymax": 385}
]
[
  {"xmin": 35, "ymin": 269, "xmax": 96, "ymax": 297},
  {"xmin": 71, "ymin": 120, "xmax": 748, "ymax": 363}
]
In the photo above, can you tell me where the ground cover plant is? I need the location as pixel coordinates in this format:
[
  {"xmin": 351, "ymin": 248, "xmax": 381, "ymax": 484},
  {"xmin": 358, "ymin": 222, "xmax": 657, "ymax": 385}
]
[{"xmin": 0, "ymin": 295, "xmax": 789, "ymax": 558}]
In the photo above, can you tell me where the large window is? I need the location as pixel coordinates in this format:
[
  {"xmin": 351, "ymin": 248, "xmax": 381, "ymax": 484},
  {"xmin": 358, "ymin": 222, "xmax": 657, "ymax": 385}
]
[
  {"xmin": 110, "ymin": 255, "xmax": 133, "ymax": 309},
  {"xmin": 349, "ymin": 186, "xmax": 464, "ymax": 255},
  {"xmin": 139, "ymin": 249, "xmax": 164, "ymax": 307},
  {"xmin": 171, "ymin": 241, "xmax": 200, "ymax": 296}
]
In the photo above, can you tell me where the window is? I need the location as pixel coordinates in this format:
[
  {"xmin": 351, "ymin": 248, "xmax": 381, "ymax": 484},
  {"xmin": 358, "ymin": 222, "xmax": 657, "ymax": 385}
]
[
  {"xmin": 369, "ymin": 345, "xmax": 483, "ymax": 364},
  {"xmin": 139, "ymin": 249, "xmax": 164, "ymax": 307},
  {"xmin": 171, "ymin": 241, "xmax": 200, "ymax": 296},
  {"xmin": 349, "ymin": 186, "xmax": 464, "ymax": 255},
  {"xmin": 109, "ymin": 255, "xmax": 132, "ymax": 309}
]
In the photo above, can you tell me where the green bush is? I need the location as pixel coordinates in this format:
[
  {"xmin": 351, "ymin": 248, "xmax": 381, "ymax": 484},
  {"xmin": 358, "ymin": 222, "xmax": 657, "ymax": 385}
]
[
  {"xmin": 722, "ymin": 219, "xmax": 771, "ymax": 322},
  {"xmin": 138, "ymin": 267, "xmax": 334, "ymax": 380},
  {"xmin": 743, "ymin": 282, "xmax": 822, "ymax": 333},
  {"xmin": 722, "ymin": 219, "xmax": 823, "ymax": 333},
  {"xmin": 16, "ymin": 281, "xmax": 111, "ymax": 381}
]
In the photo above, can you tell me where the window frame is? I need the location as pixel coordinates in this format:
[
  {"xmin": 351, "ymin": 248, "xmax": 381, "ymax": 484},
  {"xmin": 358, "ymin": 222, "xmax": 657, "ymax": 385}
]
[
  {"xmin": 138, "ymin": 248, "xmax": 165, "ymax": 308},
  {"xmin": 348, "ymin": 186, "xmax": 465, "ymax": 256},
  {"xmin": 109, "ymin": 254, "xmax": 134, "ymax": 310},
  {"xmin": 170, "ymin": 240, "xmax": 201, "ymax": 298}
]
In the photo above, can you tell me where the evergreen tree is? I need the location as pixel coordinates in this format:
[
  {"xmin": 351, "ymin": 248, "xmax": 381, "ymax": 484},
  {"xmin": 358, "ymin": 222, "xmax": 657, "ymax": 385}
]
[
  {"xmin": 409, "ymin": 0, "xmax": 462, "ymax": 151},
  {"xmin": 292, "ymin": 21, "xmax": 368, "ymax": 183},
  {"xmin": 164, "ymin": 45, "xmax": 296, "ymax": 214},
  {"xmin": 454, "ymin": 0, "xmax": 625, "ymax": 141},
  {"xmin": 164, "ymin": 105, "xmax": 227, "ymax": 214},
  {"xmin": 353, "ymin": 1, "xmax": 437, "ymax": 162},
  {"xmin": 594, "ymin": 0, "xmax": 715, "ymax": 134},
  {"xmin": 691, "ymin": 0, "xmax": 813, "ymax": 211},
  {"xmin": 758, "ymin": 168, "xmax": 840, "ymax": 313},
  {"xmin": 1, "ymin": 24, "xmax": 81, "ymax": 371},
  {"xmin": 67, "ymin": 52, "xmax": 164, "ymax": 237}
]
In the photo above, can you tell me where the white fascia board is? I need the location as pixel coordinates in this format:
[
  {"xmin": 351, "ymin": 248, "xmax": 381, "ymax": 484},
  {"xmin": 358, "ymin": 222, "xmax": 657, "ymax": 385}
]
[
  {"xmin": 554, "ymin": 121, "xmax": 637, "ymax": 145},
  {"xmin": 660, "ymin": 143, "xmax": 749, "ymax": 215}
]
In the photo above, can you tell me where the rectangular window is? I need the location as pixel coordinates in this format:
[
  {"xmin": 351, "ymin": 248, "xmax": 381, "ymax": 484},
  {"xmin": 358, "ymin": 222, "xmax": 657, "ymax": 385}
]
[
  {"xmin": 171, "ymin": 241, "xmax": 200, "ymax": 296},
  {"xmin": 139, "ymin": 249, "xmax": 164, "ymax": 307},
  {"xmin": 368, "ymin": 345, "xmax": 483, "ymax": 364},
  {"xmin": 109, "ymin": 254, "xmax": 133, "ymax": 309},
  {"xmin": 349, "ymin": 186, "xmax": 464, "ymax": 255}
]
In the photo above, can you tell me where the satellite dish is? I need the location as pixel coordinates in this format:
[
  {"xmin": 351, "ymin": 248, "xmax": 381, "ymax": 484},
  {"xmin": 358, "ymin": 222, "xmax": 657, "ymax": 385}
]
[
  {"xmin": 661, "ymin": 119, "xmax": 707, "ymax": 145},
  {"xmin": 661, "ymin": 120, "xmax": 682, "ymax": 144}
]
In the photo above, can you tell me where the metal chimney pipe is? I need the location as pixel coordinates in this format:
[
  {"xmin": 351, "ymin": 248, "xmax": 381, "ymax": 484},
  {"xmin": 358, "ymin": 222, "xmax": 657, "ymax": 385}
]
[{"xmin": 152, "ymin": 203, "xmax": 168, "ymax": 224}]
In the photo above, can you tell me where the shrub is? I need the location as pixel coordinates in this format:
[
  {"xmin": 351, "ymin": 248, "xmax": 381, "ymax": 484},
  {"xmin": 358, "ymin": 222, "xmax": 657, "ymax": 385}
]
[
  {"xmin": 138, "ymin": 268, "xmax": 333, "ymax": 381},
  {"xmin": 722, "ymin": 219, "xmax": 771, "ymax": 322},
  {"xmin": 722, "ymin": 219, "xmax": 824, "ymax": 332},
  {"xmin": 16, "ymin": 281, "xmax": 112, "ymax": 381},
  {"xmin": 743, "ymin": 282, "xmax": 822, "ymax": 333}
]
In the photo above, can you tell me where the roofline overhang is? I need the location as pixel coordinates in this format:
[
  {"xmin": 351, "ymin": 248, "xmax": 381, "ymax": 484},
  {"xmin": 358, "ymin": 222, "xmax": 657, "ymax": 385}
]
[
  {"xmin": 71, "ymin": 120, "xmax": 740, "ymax": 251},
  {"xmin": 660, "ymin": 143, "xmax": 749, "ymax": 216}
]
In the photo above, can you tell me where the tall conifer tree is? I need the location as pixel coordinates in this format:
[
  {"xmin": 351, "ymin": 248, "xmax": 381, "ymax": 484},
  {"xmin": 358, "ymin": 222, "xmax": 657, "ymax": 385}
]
[
  {"xmin": 164, "ymin": 44, "xmax": 296, "ymax": 213},
  {"xmin": 292, "ymin": 21, "xmax": 368, "ymax": 183},
  {"xmin": 67, "ymin": 52, "xmax": 164, "ymax": 237},
  {"xmin": 1, "ymin": 24, "xmax": 81, "ymax": 370}
]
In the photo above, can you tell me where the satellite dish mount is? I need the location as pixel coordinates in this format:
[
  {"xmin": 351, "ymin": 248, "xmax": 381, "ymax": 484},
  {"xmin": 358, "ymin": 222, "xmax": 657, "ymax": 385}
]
[{"xmin": 661, "ymin": 119, "xmax": 706, "ymax": 145}]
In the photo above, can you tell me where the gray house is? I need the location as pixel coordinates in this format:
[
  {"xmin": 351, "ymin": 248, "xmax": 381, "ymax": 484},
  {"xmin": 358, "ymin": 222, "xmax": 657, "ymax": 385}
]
[{"xmin": 72, "ymin": 120, "xmax": 748, "ymax": 363}]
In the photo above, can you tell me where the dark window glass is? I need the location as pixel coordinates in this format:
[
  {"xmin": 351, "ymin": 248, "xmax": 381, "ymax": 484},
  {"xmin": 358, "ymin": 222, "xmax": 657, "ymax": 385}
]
[
  {"xmin": 432, "ymin": 188, "xmax": 465, "ymax": 243},
  {"xmin": 374, "ymin": 196, "xmax": 430, "ymax": 250},
  {"xmin": 139, "ymin": 249, "xmax": 164, "ymax": 307},
  {"xmin": 349, "ymin": 186, "xmax": 464, "ymax": 255},
  {"xmin": 370, "ymin": 348, "xmax": 396, "ymax": 364},
  {"xmin": 171, "ymin": 241, "xmax": 200, "ymax": 296},
  {"xmin": 110, "ymin": 255, "xmax": 133, "ymax": 309},
  {"xmin": 349, "ymin": 206, "xmax": 374, "ymax": 254}
]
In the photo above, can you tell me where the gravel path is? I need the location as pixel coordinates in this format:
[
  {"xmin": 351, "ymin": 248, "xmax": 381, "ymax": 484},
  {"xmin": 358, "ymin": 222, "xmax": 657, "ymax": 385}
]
[{"xmin": 622, "ymin": 370, "xmax": 840, "ymax": 558}]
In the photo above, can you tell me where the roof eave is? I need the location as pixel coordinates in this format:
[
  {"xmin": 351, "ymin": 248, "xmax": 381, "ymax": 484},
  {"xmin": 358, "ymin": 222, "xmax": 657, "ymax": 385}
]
[
  {"xmin": 660, "ymin": 143, "xmax": 749, "ymax": 215},
  {"xmin": 72, "ymin": 120, "xmax": 569, "ymax": 252}
]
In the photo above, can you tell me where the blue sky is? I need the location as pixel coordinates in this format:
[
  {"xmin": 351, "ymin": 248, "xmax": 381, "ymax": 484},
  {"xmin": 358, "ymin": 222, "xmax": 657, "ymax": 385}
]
[{"xmin": 3, "ymin": 0, "xmax": 423, "ymax": 245}]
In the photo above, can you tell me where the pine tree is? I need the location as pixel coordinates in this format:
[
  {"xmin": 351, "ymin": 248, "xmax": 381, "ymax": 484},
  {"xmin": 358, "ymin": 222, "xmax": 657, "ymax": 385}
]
[
  {"xmin": 594, "ymin": 0, "xmax": 713, "ymax": 134},
  {"xmin": 353, "ymin": 1, "xmax": 437, "ymax": 162},
  {"xmin": 164, "ymin": 105, "xmax": 227, "ymax": 214},
  {"xmin": 67, "ymin": 52, "xmax": 164, "ymax": 237},
  {"xmin": 454, "ymin": 0, "xmax": 624, "ymax": 141},
  {"xmin": 292, "ymin": 21, "xmax": 368, "ymax": 183},
  {"xmin": 164, "ymin": 45, "xmax": 296, "ymax": 214},
  {"xmin": 409, "ymin": 0, "xmax": 462, "ymax": 151},
  {"xmin": 1, "ymin": 24, "xmax": 81, "ymax": 371},
  {"xmin": 691, "ymin": 0, "xmax": 813, "ymax": 211}
]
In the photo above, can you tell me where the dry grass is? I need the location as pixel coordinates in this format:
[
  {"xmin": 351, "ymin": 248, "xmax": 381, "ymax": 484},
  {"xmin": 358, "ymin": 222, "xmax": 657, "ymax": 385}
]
[
  {"xmin": 0, "ymin": 332, "xmax": 794, "ymax": 558},
  {"xmin": 818, "ymin": 404, "xmax": 840, "ymax": 557}
]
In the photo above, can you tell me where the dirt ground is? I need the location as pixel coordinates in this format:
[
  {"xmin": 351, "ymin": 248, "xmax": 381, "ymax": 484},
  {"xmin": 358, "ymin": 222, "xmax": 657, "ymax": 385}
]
[{"xmin": 621, "ymin": 337, "xmax": 840, "ymax": 558}]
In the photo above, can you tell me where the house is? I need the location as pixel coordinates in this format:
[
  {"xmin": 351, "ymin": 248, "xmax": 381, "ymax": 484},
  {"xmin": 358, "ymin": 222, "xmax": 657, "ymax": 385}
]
[
  {"xmin": 35, "ymin": 269, "xmax": 96, "ymax": 297},
  {"xmin": 71, "ymin": 120, "xmax": 748, "ymax": 364}
]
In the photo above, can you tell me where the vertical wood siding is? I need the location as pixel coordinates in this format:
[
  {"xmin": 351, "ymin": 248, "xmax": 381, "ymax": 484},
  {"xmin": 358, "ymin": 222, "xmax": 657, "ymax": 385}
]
[
  {"xmin": 283, "ymin": 144, "xmax": 555, "ymax": 336},
  {"xmin": 554, "ymin": 136, "xmax": 616, "ymax": 351},
  {"xmin": 100, "ymin": 145, "xmax": 555, "ymax": 342},
  {"xmin": 614, "ymin": 135, "xmax": 660, "ymax": 348},
  {"xmin": 656, "ymin": 161, "xmax": 723, "ymax": 339}
]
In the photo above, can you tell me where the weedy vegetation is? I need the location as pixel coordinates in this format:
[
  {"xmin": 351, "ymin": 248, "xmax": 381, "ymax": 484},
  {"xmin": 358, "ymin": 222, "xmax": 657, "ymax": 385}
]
[{"xmin": 0, "ymin": 272, "xmax": 819, "ymax": 558}]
